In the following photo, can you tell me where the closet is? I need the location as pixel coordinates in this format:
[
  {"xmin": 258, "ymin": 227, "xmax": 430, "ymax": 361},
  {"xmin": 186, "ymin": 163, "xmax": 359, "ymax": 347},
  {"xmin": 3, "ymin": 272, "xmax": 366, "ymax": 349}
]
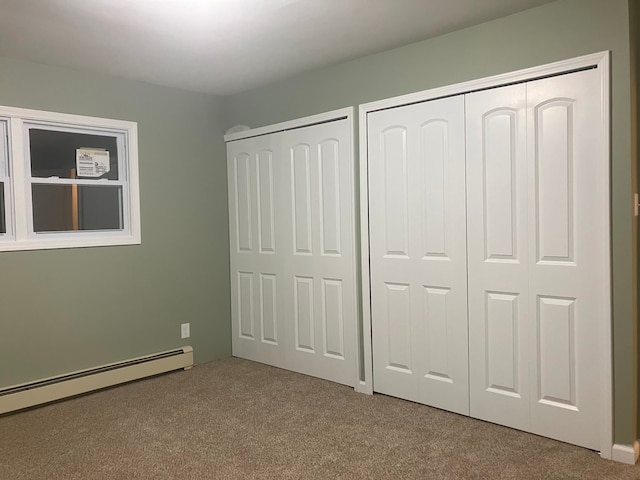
[
  {"xmin": 226, "ymin": 112, "xmax": 358, "ymax": 387},
  {"xmin": 367, "ymin": 65, "xmax": 608, "ymax": 450}
]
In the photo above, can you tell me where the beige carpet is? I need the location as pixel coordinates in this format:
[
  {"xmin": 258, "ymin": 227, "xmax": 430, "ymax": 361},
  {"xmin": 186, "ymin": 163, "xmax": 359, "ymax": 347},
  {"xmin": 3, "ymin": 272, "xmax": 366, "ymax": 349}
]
[{"xmin": 0, "ymin": 357, "xmax": 638, "ymax": 480}]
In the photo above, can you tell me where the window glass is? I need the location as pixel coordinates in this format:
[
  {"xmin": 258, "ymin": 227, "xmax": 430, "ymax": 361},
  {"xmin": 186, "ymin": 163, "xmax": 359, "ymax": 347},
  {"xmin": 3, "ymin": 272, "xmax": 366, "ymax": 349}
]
[
  {"xmin": 32, "ymin": 184, "xmax": 123, "ymax": 232},
  {"xmin": 29, "ymin": 129, "xmax": 119, "ymax": 181}
]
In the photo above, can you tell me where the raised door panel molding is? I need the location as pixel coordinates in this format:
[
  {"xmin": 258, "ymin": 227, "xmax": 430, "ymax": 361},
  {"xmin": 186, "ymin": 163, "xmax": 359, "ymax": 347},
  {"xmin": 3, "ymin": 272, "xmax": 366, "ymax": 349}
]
[
  {"xmin": 485, "ymin": 291, "xmax": 520, "ymax": 397},
  {"xmin": 322, "ymin": 279, "xmax": 345, "ymax": 359},
  {"xmin": 291, "ymin": 144, "xmax": 313, "ymax": 255},
  {"xmin": 381, "ymin": 126, "xmax": 409, "ymax": 258},
  {"xmin": 536, "ymin": 296, "xmax": 577, "ymax": 410},
  {"xmin": 238, "ymin": 272, "xmax": 255, "ymax": 340},
  {"xmin": 420, "ymin": 120, "xmax": 448, "ymax": 259},
  {"xmin": 319, "ymin": 139, "xmax": 342, "ymax": 256},
  {"xmin": 422, "ymin": 286, "xmax": 452, "ymax": 382},
  {"xmin": 483, "ymin": 109, "xmax": 519, "ymax": 262},
  {"xmin": 257, "ymin": 149, "xmax": 276, "ymax": 254},
  {"xmin": 534, "ymin": 101, "xmax": 575, "ymax": 264},
  {"xmin": 384, "ymin": 282, "xmax": 412, "ymax": 373},
  {"xmin": 294, "ymin": 276, "xmax": 315, "ymax": 352},
  {"xmin": 234, "ymin": 152, "xmax": 253, "ymax": 253},
  {"xmin": 259, "ymin": 273, "xmax": 278, "ymax": 345}
]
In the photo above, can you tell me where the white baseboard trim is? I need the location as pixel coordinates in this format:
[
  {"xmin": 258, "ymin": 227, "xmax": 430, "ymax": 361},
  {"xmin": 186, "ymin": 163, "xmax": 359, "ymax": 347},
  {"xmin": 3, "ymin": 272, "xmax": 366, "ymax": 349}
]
[{"xmin": 611, "ymin": 441, "xmax": 640, "ymax": 464}]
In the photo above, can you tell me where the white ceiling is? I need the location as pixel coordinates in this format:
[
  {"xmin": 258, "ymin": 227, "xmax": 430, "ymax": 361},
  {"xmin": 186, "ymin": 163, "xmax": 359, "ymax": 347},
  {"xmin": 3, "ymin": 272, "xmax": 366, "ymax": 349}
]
[{"xmin": 0, "ymin": 0, "xmax": 554, "ymax": 96}]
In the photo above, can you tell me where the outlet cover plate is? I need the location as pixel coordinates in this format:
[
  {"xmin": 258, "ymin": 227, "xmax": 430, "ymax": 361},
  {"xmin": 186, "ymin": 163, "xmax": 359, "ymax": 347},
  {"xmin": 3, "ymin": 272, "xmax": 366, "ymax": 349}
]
[{"xmin": 181, "ymin": 323, "xmax": 190, "ymax": 339}]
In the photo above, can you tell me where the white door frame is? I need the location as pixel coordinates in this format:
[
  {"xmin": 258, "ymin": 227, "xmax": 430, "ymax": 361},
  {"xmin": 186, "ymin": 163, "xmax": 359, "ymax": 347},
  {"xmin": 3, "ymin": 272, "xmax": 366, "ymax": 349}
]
[
  {"xmin": 358, "ymin": 52, "xmax": 612, "ymax": 458},
  {"xmin": 225, "ymin": 107, "xmax": 363, "ymax": 389}
]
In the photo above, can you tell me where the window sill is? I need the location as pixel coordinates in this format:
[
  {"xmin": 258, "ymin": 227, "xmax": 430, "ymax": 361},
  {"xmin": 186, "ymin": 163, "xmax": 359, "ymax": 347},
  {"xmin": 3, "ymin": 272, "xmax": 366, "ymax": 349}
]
[{"xmin": 0, "ymin": 234, "xmax": 141, "ymax": 252}]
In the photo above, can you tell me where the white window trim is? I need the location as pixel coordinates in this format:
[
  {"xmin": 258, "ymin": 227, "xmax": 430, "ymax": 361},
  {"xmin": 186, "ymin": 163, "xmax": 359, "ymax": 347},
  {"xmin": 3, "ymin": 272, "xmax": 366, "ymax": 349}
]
[
  {"xmin": 0, "ymin": 117, "xmax": 13, "ymax": 241},
  {"xmin": 0, "ymin": 105, "xmax": 141, "ymax": 252}
]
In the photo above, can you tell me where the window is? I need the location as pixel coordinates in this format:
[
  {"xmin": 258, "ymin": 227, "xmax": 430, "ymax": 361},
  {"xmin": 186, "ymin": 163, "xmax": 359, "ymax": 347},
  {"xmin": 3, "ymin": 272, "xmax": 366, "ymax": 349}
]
[{"xmin": 0, "ymin": 106, "xmax": 140, "ymax": 251}]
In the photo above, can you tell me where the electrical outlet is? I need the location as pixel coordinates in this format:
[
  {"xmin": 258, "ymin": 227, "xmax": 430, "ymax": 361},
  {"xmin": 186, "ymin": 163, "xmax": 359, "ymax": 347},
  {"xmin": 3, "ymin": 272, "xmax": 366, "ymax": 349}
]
[{"xmin": 181, "ymin": 323, "xmax": 190, "ymax": 339}]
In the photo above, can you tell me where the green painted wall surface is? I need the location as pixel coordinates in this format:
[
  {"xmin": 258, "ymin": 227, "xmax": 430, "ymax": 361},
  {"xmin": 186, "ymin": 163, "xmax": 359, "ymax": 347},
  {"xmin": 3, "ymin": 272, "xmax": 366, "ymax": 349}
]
[
  {"xmin": 224, "ymin": 0, "xmax": 637, "ymax": 445},
  {"xmin": 0, "ymin": 56, "xmax": 231, "ymax": 387},
  {"xmin": 631, "ymin": 0, "xmax": 640, "ymax": 440}
]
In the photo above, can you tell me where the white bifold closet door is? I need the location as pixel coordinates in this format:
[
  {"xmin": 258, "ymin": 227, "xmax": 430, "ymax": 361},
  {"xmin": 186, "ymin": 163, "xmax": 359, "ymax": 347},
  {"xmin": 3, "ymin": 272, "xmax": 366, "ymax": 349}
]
[
  {"xmin": 227, "ymin": 119, "xmax": 357, "ymax": 386},
  {"xmin": 466, "ymin": 68, "xmax": 604, "ymax": 450},
  {"xmin": 368, "ymin": 96, "xmax": 470, "ymax": 415},
  {"xmin": 368, "ymin": 66, "xmax": 605, "ymax": 450}
]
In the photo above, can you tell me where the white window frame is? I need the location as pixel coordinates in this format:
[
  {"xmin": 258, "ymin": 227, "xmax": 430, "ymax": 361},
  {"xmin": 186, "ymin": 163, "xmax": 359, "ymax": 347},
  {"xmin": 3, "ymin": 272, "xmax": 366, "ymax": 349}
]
[
  {"xmin": 0, "ymin": 105, "xmax": 141, "ymax": 251},
  {"xmin": 0, "ymin": 118, "xmax": 13, "ymax": 241}
]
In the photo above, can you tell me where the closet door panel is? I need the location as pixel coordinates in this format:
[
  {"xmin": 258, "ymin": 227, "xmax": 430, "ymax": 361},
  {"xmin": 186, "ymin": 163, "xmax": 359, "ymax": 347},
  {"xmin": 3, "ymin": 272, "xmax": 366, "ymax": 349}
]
[
  {"xmin": 369, "ymin": 96, "xmax": 469, "ymax": 414},
  {"xmin": 526, "ymin": 68, "xmax": 603, "ymax": 450},
  {"xmin": 279, "ymin": 119, "xmax": 357, "ymax": 386},
  {"xmin": 228, "ymin": 118, "xmax": 356, "ymax": 387},
  {"xmin": 466, "ymin": 83, "xmax": 530, "ymax": 430},
  {"xmin": 228, "ymin": 135, "xmax": 287, "ymax": 368}
]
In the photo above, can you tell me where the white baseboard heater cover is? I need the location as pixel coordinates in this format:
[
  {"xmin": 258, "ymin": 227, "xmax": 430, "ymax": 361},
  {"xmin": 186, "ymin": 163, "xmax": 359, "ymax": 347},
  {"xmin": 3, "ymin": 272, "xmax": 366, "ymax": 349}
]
[{"xmin": 0, "ymin": 346, "xmax": 194, "ymax": 415}]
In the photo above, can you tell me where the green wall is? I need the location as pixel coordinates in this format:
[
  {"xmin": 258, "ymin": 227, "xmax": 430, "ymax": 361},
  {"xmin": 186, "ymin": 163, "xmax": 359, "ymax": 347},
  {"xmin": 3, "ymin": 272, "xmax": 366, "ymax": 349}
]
[
  {"xmin": 0, "ymin": 0, "xmax": 636, "ymax": 450},
  {"xmin": 631, "ymin": 0, "xmax": 640, "ymax": 439},
  {"xmin": 224, "ymin": 0, "xmax": 637, "ymax": 445},
  {"xmin": 0, "ymin": 56, "xmax": 231, "ymax": 387}
]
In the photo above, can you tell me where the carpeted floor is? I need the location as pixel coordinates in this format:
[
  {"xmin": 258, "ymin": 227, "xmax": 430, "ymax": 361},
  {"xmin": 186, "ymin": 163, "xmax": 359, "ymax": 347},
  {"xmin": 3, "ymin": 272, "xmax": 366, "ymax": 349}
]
[{"xmin": 0, "ymin": 357, "xmax": 638, "ymax": 480}]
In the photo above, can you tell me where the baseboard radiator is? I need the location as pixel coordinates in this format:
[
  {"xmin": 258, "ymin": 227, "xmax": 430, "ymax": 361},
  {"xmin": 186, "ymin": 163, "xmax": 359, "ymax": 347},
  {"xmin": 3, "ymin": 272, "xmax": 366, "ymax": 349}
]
[{"xmin": 0, "ymin": 346, "xmax": 193, "ymax": 415}]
